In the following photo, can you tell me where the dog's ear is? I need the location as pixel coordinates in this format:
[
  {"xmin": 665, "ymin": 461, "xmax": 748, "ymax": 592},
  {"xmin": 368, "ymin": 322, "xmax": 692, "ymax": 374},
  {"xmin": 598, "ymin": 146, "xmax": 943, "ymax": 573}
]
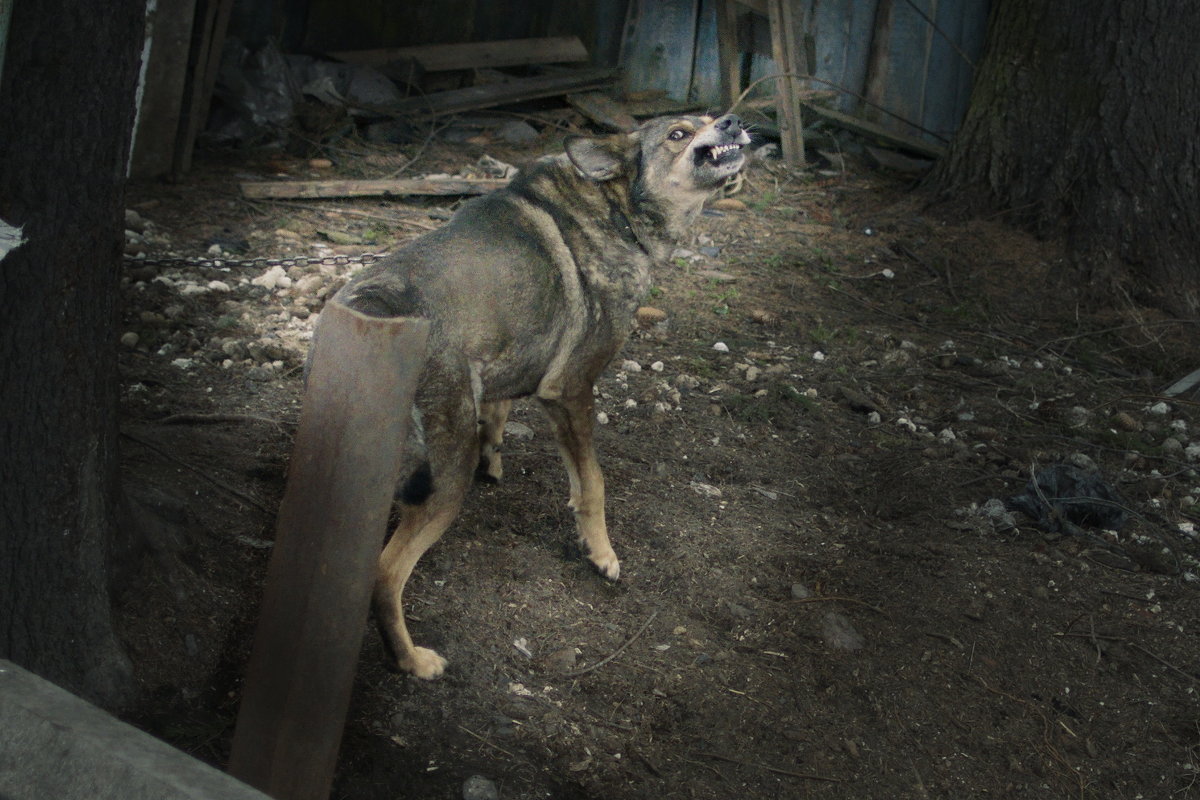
[{"xmin": 564, "ymin": 135, "xmax": 630, "ymax": 181}]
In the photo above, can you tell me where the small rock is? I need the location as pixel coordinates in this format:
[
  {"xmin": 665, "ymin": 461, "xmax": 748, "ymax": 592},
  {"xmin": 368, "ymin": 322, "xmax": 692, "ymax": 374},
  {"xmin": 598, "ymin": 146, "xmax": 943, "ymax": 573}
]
[
  {"xmin": 749, "ymin": 309, "xmax": 777, "ymax": 324},
  {"xmin": 726, "ymin": 601, "xmax": 754, "ymax": 619},
  {"xmin": 1187, "ymin": 443, "xmax": 1200, "ymax": 462},
  {"xmin": 539, "ymin": 646, "xmax": 578, "ymax": 673},
  {"xmin": 689, "ymin": 481, "xmax": 722, "ymax": 498},
  {"xmin": 709, "ymin": 197, "xmax": 747, "ymax": 211},
  {"xmin": 820, "ymin": 611, "xmax": 865, "ymax": 650},
  {"xmin": 206, "ymin": 243, "xmax": 223, "ymax": 257},
  {"xmin": 170, "ymin": 358, "xmax": 194, "ymax": 370},
  {"xmin": 791, "ymin": 583, "xmax": 813, "ymax": 599},
  {"xmin": 503, "ymin": 421, "xmax": 535, "ymax": 440},
  {"xmin": 636, "ymin": 306, "xmax": 668, "ymax": 326},
  {"xmin": 812, "ymin": 350, "xmax": 826, "ymax": 362},
  {"xmin": 120, "ymin": 331, "xmax": 139, "ymax": 348},
  {"xmin": 462, "ymin": 775, "xmax": 499, "ymax": 800},
  {"xmin": 712, "ymin": 342, "xmax": 729, "ymax": 352},
  {"xmin": 650, "ymin": 361, "xmax": 665, "ymax": 372},
  {"xmin": 596, "ymin": 411, "xmax": 610, "ymax": 425},
  {"xmin": 497, "ymin": 120, "xmax": 540, "ymax": 144},
  {"xmin": 620, "ymin": 359, "xmax": 642, "ymax": 373},
  {"xmin": 293, "ymin": 274, "xmax": 324, "ymax": 296},
  {"xmin": 308, "ymin": 157, "xmax": 333, "ymax": 169},
  {"xmin": 251, "ymin": 265, "xmax": 291, "ymax": 290},
  {"xmin": 1112, "ymin": 411, "xmax": 1142, "ymax": 432},
  {"xmin": 124, "ymin": 208, "xmax": 147, "ymax": 233},
  {"xmin": 1163, "ymin": 437, "xmax": 1184, "ymax": 456},
  {"xmin": 207, "ymin": 280, "xmax": 231, "ymax": 292},
  {"xmin": 1148, "ymin": 401, "xmax": 1171, "ymax": 415},
  {"xmin": 744, "ymin": 366, "xmax": 761, "ymax": 382}
]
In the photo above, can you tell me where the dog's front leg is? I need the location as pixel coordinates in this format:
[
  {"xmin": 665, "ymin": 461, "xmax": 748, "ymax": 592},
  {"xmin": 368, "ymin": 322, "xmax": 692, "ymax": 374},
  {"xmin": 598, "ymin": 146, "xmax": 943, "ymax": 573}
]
[{"xmin": 539, "ymin": 395, "xmax": 620, "ymax": 580}]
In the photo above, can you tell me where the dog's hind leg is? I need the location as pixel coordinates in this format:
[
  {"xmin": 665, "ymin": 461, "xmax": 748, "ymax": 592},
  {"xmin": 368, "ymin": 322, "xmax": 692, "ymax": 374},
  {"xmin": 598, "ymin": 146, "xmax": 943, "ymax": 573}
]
[
  {"xmin": 539, "ymin": 394, "xmax": 620, "ymax": 580},
  {"xmin": 475, "ymin": 399, "xmax": 512, "ymax": 484},
  {"xmin": 375, "ymin": 395, "xmax": 478, "ymax": 679}
]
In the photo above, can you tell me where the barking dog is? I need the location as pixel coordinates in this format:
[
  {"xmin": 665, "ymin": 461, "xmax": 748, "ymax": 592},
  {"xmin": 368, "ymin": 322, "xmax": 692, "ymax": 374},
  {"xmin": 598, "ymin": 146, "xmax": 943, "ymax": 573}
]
[{"xmin": 330, "ymin": 113, "xmax": 750, "ymax": 678}]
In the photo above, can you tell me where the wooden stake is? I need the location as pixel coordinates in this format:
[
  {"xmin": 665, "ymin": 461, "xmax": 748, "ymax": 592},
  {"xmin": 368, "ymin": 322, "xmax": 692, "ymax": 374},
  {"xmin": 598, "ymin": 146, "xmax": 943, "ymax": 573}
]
[{"xmin": 227, "ymin": 301, "xmax": 429, "ymax": 800}]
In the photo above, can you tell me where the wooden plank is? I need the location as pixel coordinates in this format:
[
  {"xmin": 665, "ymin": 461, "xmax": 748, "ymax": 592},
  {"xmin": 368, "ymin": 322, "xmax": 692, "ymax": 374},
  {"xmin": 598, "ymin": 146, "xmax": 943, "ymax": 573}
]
[
  {"xmin": 384, "ymin": 67, "xmax": 619, "ymax": 118},
  {"xmin": 228, "ymin": 303, "xmax": 429, "ymax": 800},
  {"xmin": 801, "ymin": 101, "xmax": 946, "ymax": 160},
  {"xmin": 172, "ymin": 0, "xmax": 235, "ymax": 175},
  {"xmin": 240, "ymin": 177, "xmax": 510, "ymax": 200},
  {"xmin": 766, "ymin": 0, "xmax": 805, "ymax": 167},
  {"xmin": 329, "ymin": 36, "xmax": 589, "ymax": 72},
  {"xmin": 130, "ymin": 0, "xmax": 198, "ymax": 178},
  {"xmin": 619, "ymin": 0, "xmax": 701, "ymax": 102},
  {"xmin": 566, "ymin": 92, "xmax": 638, "ymax": 131},
  {"xmin": 715, "ymin": 0, "xmax": 744, "ymax": 111}
]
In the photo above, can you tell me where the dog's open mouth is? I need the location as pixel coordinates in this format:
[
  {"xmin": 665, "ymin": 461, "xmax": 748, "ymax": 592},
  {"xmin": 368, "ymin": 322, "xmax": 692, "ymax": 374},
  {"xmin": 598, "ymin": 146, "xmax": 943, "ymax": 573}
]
[{"xmin": 696, "ymin": 143, "xmax": 744, "ymax": 165}]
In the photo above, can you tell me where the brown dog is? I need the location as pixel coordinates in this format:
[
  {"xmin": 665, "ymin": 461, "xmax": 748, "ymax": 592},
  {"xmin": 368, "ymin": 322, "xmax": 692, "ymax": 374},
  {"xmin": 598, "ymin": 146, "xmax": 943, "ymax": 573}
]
[{"xmin": 330, "ymin": 113, "xmax": 749, "ymax": 678}]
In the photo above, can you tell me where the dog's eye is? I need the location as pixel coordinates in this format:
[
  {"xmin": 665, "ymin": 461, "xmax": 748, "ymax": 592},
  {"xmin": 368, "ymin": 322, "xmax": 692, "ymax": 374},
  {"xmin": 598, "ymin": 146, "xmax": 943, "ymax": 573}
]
[{"xmin": 668, "ymin": 129, "xmax": 689, "ymax": 141}]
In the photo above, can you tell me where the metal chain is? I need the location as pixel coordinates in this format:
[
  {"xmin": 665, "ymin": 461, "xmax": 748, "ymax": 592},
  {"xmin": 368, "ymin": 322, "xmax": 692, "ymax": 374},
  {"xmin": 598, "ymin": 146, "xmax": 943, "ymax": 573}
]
[{"xmin": 123, "ymin": 252, "xmax": 390, "ymax": 270}]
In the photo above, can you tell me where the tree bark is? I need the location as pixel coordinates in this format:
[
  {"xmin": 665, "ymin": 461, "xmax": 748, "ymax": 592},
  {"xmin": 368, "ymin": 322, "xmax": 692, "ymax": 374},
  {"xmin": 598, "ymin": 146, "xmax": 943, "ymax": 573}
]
[
  {"xmin": 924, "ymin": 0, "xmax": 1200, "ymax": 315},
  {"xmin": 0, "ymin": 0, "xmax": 147, "ymax": 708}
]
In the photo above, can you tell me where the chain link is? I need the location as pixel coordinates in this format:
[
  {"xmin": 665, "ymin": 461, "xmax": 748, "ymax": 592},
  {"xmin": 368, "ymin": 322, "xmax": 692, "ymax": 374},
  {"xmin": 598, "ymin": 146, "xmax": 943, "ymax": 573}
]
[{"xmin": 123, "ymin": 252, "xmax": 389, "ymax": 270}]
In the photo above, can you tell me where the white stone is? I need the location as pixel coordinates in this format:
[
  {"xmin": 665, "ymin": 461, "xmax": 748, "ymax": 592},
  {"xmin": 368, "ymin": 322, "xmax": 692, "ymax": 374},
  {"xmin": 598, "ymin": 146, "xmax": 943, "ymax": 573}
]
[{"xmin": 713, "ymin": 342, "xmax": 729, "ymax": 352}]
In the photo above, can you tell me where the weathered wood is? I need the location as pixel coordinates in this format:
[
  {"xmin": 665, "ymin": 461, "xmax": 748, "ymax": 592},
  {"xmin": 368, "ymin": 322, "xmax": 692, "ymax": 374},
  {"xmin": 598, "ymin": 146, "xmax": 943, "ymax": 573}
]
[
  {"xmin": 566, "ymin": 91, "xmax": 638, "ymax": 131},
  {"xmin": 130, "ymin": 0, "xmax": 198, "ymax": 178},
  {"xmin": 386, "ymin": 67, "xmax": 619, "ymax": 118},
  {"xmin": 227, "ymin": 303, "xmax": 429, "ymax": 800},
  {"xmin": 240, "ymin": 177, "xmax": 509, "ymax": 200},
  {"xmin": 802, "ymin": 101, "xmax": 946, "ymax": 160},
  {"xmin": 329, "ymin": 36, "xmax": 589, "ymax": 72},
  {"xmin": 861, "ymin": 0, "xmax": 895, "ymax": 125},
  {"xmin": 766, "ymin": 0, "xmax": 805, "ymax": 167},
  {"xmin": 619, "ymin": 0, "xmax": 701, "ymax": 102}
]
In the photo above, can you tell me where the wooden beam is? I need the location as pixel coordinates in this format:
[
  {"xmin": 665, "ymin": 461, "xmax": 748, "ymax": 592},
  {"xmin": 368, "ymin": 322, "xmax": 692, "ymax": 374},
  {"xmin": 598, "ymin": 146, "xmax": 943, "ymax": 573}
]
[
  {"xmin": 801, "ymin": 101, "xmax": 946, "ymax": 160},
  {"xmin": 329, "ymin": 36, "xmax": 589, "ymax": 72},
  {"xmin": 227, "ymin": 302, "xmax": 429, "ymax": 800},
  {"xmin": 240, "ymin": 177, "xmax": 509, "ymax": 200},
  {"xmin": 383, "ymin": 67, "xmax": 619, "ymax": 118},
  {"xmin": 766, "ymin": 0, "xmax": 806, "ymax": 168}
]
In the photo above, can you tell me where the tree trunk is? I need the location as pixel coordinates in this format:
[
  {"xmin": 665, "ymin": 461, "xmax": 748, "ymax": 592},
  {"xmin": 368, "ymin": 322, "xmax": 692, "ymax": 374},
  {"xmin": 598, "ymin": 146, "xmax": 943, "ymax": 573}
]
[
  {"xmin": 924, "ymin": 0, "xmax": 1200, "ymax": 315},
  {"xmin": 0, "ymin": 0, "xmax": 146, "ymax": 708}
]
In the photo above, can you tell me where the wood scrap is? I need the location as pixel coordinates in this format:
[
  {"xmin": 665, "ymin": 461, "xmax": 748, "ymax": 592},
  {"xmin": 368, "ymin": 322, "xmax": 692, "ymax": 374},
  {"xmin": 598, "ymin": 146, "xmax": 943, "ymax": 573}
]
[
  {"xmin": 566, "ymin": 92, "xmax": 638, "ymax": 132},
  {"xmin": 329, "ymin": 36, "xmax": 589, "ymax": 73},
  {"xmin": 382, "ymin": 68, "xmax": 619, "ymax": 119},
  {"xmin": 240, "ymin": 177, "xmax": 509, "ymax": 200},
  {"xmin": 801, "ymin": 102, "xmax": 946, "ymax": 160}
]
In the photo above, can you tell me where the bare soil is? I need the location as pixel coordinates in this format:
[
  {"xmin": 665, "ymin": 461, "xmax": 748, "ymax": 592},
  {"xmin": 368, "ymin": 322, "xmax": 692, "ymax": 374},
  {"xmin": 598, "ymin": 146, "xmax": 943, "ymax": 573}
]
[{"xmin": 117, "ymin": 125, "xmax": 1200, "ymax": 800}]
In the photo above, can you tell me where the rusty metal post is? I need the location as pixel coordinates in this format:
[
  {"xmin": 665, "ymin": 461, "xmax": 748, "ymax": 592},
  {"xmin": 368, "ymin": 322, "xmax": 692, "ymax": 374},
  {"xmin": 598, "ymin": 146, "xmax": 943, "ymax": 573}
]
[{"xmin": 227, "ymin": 301, "xmax": 428, "ymax": 800}]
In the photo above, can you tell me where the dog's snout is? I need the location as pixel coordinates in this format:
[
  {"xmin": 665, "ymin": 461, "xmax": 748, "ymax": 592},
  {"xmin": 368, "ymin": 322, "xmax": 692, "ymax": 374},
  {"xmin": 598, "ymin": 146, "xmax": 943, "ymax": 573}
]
[{"xmin": 715, "ymin": 114, "xmax": 744, "ymax": 134}]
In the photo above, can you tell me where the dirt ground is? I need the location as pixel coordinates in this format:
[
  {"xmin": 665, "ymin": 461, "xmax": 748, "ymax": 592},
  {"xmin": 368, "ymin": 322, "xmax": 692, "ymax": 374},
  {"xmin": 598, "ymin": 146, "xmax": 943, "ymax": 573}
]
[{"xmin": 116, "ymin": 115, "xmax": 1200, "ymax": 800}]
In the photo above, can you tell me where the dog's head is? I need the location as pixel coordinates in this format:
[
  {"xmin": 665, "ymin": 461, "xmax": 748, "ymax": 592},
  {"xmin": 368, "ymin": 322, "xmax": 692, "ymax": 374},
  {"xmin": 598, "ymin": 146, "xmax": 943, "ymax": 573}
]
[{"xmin": 564, "ymin": 113, "xmax": 751, "ymax": 219}]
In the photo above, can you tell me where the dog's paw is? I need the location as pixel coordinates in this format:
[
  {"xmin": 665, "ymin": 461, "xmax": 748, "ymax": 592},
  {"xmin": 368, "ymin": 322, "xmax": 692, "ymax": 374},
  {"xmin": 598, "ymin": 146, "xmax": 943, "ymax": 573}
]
[
  {"xmin": 588, "ymin": 548, "xmax": 621, "ymax": 581},
  {"xmin": 401, "ymin": 647, "xmax": 448, "ymax": 679}
]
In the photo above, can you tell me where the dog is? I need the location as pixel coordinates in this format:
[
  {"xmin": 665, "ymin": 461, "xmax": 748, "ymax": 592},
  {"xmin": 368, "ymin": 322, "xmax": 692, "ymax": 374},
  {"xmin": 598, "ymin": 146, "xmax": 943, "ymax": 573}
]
[{"xmin": 329, "ymin": 113, "xmax": 750, "ymax": 678}]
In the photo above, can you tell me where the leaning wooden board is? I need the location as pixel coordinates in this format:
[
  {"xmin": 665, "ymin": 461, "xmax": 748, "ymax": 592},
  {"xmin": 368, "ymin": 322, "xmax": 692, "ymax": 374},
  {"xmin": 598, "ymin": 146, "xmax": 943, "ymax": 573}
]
[
  {"xmin": 240, "ymin": 178, "xmax": 510, "ymax": 200},
  {"xmin": 329, "ymin": 36, "xmax": 589, "ymax": 72}
]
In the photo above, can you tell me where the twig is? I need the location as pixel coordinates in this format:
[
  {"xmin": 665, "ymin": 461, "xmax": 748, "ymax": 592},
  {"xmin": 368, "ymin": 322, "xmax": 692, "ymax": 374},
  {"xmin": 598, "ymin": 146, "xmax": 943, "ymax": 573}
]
[
  {"xmin": 456, "ymin": 724, "xmax": 517, "ymax": 759},
  {"xmin": 694, "ymin": 751, "xmax": 842, "ymax": 783},
  {"xmin": 565, "ymin": 610, "xmax": 659, "ymax": 677},
  {"xmin": 120, "ymin": 430, "xmax": 274, "ymax": 517}
]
